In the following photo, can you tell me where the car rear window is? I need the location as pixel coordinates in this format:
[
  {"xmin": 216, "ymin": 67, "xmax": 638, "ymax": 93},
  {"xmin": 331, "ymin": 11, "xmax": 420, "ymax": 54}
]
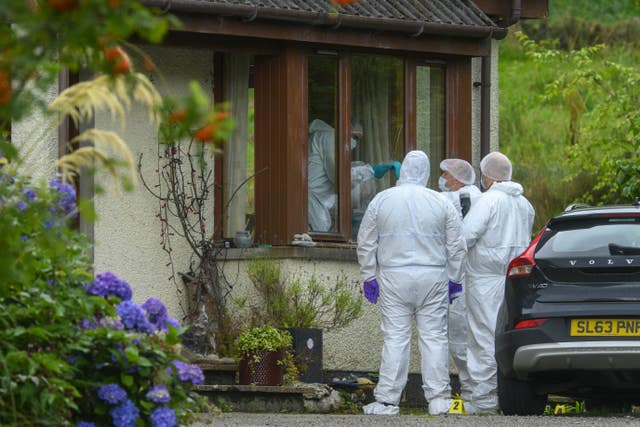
[{"xmin": 537, "ymin": 218, "xmax": 640, "ymax": 257}]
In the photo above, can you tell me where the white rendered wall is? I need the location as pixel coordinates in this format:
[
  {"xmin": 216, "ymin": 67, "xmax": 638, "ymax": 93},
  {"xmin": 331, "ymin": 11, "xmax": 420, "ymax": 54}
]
[{"xmin": 92, "ymin": 44, "xmax": 214, "ymax": 319}]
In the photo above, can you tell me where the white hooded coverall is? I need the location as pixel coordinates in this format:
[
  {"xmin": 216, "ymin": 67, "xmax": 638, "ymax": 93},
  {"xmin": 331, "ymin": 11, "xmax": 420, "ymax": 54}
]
[
  {"xmin": 308, "ymin": 119, "xmax": 373, "ymax": 232},
  {"xmin": 462, "ymin": 181, "xmax": 534, "ymax": 412},
  {"xmin": 357, "ymin": 150, "xmax": 467, "ymax": 414},
  {"xmin": 441, "ymin": 184, "xmax": 482, "ymax": 401}
]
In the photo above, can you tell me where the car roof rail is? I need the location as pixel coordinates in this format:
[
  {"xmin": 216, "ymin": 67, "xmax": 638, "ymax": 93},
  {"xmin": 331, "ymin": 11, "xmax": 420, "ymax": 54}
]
[{"xmin": 564, "ymin": 203, "xmax": 590, "ymax": 212}]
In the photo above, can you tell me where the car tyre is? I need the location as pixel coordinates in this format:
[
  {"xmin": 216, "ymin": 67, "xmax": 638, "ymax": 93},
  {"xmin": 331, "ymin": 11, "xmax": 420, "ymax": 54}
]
[{"xmin": 498, "ymin": 369, "xmax": 547, "ymax": 415}]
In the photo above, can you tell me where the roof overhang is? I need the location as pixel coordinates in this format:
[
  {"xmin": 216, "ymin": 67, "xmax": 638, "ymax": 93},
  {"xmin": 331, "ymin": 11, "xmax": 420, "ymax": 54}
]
[{"xmin": 142, "ymin": 0, "xmax": 507, "ymax": 57}]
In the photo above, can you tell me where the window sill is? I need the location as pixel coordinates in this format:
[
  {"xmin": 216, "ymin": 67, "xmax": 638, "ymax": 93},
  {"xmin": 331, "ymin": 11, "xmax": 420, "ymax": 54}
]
[{"xmin": 217, "ymin": 243, "xmax": 357, "ymax": 262}]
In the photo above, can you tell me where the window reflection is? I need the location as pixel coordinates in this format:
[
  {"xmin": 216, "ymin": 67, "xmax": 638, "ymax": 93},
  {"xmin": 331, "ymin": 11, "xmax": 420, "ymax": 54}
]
[{"xmin": 416, "ymin": 65, "xmax": 445, "ymax": 189}]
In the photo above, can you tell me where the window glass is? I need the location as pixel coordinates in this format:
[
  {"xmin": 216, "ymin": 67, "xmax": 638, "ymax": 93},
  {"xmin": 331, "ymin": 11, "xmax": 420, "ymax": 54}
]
[
  {"xmin": 307, "ymin": 55, "xmax": 339, "ymax": 233},
  {"xmin": 223, "ymin": 53, "xmax": 254, "ymax": 238},
  {"xmin": 537, "ymin": 220, "xmax": 640, "ymax": 257},
  {"xmin": 351, "ymin": 55, "xmax": 404, "ymax": 240},
  {"xmin": 416, "ymin": 64, "xmax": 446, "ymax": 189}
]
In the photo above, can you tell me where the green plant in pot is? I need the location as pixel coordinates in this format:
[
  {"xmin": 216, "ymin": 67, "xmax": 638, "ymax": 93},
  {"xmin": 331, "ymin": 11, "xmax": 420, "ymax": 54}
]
[
  {"xmin": 235, "ymin": 325, "xmax": 294, "ymax": 386},
  {"xmin": 240, "ymin": 258, "xmax": 363, "ymax": 383}
]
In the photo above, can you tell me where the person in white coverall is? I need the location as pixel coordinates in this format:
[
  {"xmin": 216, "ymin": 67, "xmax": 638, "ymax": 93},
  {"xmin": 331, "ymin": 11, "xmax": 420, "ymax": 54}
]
[
  {"xmin": 438, "ymin": 158, "xmax": 482, "ymax": 402},
  {"xmin": 462, "ymin": 151, "xmax": 534, "ymax": 414},
  {"xmin": 357, "ymin": 150, "xmax": 467, "ymax": 416},
  {"xmin": 308, "ymin": 119, "xmax": 400, "ymax": 232}
]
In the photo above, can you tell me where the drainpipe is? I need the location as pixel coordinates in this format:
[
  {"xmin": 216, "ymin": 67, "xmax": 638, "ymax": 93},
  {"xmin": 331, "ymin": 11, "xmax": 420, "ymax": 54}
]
[{"xmin": 504, "ymin": 0, "xmax": 522, "ymax": 27}]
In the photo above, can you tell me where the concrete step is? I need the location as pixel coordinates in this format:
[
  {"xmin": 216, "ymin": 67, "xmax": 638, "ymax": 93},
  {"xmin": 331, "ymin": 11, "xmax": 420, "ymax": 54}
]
[{"xmin": 194, "ymin": 383, "xmax": 342, "ymax": 413}]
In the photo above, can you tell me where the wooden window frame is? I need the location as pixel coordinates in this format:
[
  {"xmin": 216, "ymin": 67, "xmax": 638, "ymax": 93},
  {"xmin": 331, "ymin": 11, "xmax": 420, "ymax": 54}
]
[{"xmin": 222, "ymin": 48, "xmax": 471, "ymax": 247}]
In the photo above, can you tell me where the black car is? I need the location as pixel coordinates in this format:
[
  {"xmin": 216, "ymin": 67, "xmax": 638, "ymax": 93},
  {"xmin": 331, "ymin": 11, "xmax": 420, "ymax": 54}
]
[{"xmin": 495, "ymin": 203, "xmax": 640, "ymax": 415}]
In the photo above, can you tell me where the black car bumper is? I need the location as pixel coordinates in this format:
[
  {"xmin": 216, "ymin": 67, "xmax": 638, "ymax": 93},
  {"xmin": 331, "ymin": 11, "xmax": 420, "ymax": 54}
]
[{"xmin": 497, "ymin": 327, "xmax": 640, "ymax": 380}]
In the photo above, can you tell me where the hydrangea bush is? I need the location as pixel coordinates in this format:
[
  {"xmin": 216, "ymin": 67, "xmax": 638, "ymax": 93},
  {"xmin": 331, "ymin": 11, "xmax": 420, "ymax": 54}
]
[{"xmin": 0, "ymin": 166, "xmax": 205, "ymax": 426}]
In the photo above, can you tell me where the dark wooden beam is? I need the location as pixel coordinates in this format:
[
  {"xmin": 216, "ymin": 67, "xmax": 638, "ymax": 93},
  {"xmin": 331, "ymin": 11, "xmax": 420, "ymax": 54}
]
[{"xmin": 172, "ymin": 14, "xmax": 492, "ymax": 57}]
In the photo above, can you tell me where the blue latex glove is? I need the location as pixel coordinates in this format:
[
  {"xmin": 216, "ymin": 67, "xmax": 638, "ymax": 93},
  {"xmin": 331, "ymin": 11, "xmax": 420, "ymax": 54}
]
[
  {"xmin": 372, "ymin": 164, "xmax": 392, "ymax": 179},
  {"xmin": 448, "ymin": 280, "xmax": 462, "ymax": 304},
  {"xmin": 389, "ymin": 161, "xmax": 401, "ymax": 179},
  {"xmin": 363, "ymin": 278, "xmax": 380, "ymax": 304}
]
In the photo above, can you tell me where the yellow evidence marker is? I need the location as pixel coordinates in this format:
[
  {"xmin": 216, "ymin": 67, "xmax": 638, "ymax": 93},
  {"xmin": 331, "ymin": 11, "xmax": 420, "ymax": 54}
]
[{"xmin": 449, "ymin": 398, "xmax": 466, "ymax": 414}]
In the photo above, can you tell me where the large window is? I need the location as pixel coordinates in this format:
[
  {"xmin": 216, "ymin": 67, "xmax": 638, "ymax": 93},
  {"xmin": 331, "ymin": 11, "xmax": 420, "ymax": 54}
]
[
  {"xmin": 248, "ymin": 48, "xmax": 470, "ymax": 246},
  {"xmin": 306, "ymin": 54, "xmax": 404, "ymax": 241}
]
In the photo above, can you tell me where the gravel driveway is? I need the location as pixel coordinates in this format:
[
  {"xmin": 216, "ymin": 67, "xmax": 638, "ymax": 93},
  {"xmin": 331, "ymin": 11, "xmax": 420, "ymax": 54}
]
[{"xmin": 191, "ymin": 413, "xmax": 640, "ymax": 426}]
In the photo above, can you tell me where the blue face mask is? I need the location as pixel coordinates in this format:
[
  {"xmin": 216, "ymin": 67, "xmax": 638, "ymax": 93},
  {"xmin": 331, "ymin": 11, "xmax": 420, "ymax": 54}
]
[{"xmin": 438, "ymin": 176, "xmax": 450, "ymax": 192}]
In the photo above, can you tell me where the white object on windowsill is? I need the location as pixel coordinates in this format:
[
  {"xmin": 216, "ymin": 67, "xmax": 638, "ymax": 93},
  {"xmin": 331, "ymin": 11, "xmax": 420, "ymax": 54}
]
[{"xmin": 291, "ymin": 233, "xmax": 316, "ymax": 247}]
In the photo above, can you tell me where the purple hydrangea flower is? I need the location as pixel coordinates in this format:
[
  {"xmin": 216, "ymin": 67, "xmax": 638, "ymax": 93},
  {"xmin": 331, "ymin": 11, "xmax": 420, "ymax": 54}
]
[
  {"xmin": 49, "ymin": 177, "xmax": 77, "ymax": 215},
  {"xmin": 76, "ymin": 422, "xmax": 95, "ymax": 427},
  {"xmin": 116, "ymin": 301, "xmax": 146, "ymax": 329},
  {"xmin": 142, "ymin": 298, "xmax": 168, "ymax": 329},
  {"xmin": 149, "ymin": 406, "xmax": 176, "ymax": 427},
  {"xmin": 86, "ymin": 272, "xmax": 132, "ymax": 301},
  {"xmin": 20, "ymin": 235, "xmax": 27, "ymax": 242},
  {"xmin": 145, "ymin": 385, "xmax": 171, "ymax": 403},
  {"xmin": 16, "ymin": 200, "xmax": 27, "ymax": 211},
  {"xmin": 97, "ymin": 383, "xmax": 127, "ymax": 405},
  {"xmin": 109, "ymin": 400, "xmax": 139, "ymax": 427},
  {"xmin": 44, "ymin": 220, "xmax": 54, "ymax": 229},
  {"xmin": 24, "ymin": 188, "xmax": 36, "ymax": 201},
  {"xmin": 170, "ymin": 360, "xmax": 204, "ymax": 385}
]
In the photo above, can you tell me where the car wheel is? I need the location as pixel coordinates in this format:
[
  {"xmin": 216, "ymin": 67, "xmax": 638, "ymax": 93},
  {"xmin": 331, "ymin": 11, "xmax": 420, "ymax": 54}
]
[{"xmin": 498, "ymin": 370, "xmax": 547, "ymax": 415}]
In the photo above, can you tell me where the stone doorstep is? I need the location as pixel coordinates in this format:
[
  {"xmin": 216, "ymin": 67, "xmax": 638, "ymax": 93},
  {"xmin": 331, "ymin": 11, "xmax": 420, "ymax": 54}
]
[
  {"xmin": 192, "ymin": 360, "xmax": 238, "ymax": 386},
  {"xmin": 194, "ymin": 383, "xmax": 342, "ymax": 413}
]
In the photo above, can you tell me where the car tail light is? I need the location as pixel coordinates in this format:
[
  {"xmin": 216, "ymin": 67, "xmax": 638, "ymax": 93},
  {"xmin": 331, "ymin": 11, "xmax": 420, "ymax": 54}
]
[
  {"xmin": 514, "ymin": 318, "xmax": 548, "ymax": 329},
  {"xmin": 506, "ymin": 228, "xmax": 545, "ymax": 278}
]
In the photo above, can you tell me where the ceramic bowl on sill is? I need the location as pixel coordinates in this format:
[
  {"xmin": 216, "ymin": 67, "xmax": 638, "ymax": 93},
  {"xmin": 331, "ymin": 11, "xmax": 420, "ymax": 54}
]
[{"xmin": 233, "ymin": 230, "xmax": 253, "ymax": 248}]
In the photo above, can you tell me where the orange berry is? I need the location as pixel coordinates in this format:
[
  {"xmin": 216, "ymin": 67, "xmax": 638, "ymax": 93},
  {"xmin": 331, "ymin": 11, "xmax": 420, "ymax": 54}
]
[
  {"xmin": 193, "ymin": 123, "xmax": 218, "ymax": 143},
  {"xmin": 104, "ymin": 46, "xmax": 132, "ymax": 74}
]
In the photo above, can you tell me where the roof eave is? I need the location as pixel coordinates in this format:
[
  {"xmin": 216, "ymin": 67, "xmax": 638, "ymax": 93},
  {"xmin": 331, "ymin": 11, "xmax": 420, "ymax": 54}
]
[{"xmin": 142, "ymin": 0, "xmax": 508, "ymax": 40}]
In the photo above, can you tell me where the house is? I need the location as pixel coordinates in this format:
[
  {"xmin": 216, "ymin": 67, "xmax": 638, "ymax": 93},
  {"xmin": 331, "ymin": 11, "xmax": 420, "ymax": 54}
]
[{"xmin": 14, "ymin": 0, "xmax": 547, "ymax": 395}]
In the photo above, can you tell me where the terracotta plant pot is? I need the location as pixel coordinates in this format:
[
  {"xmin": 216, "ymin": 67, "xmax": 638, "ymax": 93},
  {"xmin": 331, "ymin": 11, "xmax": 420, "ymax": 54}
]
[{"xmin": 238, "ymin": 349, "xmax": 285, "ymax": 386}]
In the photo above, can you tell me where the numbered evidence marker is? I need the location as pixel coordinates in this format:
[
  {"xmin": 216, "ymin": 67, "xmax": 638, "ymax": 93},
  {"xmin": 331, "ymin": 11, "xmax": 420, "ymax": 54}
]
[{"xmin": 448, "ymin": 398, "xmax": 466, "ymax": 414}]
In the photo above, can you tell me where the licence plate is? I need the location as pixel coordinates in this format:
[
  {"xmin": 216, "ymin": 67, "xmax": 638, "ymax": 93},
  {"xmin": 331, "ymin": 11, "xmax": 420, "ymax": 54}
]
[{"xmin": 570, "ymin": 319, "xmax": 640, "ymax": 336}]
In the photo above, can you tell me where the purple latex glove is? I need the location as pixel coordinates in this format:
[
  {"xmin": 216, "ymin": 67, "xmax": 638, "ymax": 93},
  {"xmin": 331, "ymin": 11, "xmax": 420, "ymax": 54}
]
[
  {"xmin": 363, "ymin": 278, "xmax": 380, "ymax": 304},
  {"xmin": 448, "ymin": 280, "xmax": 463, "ymax": 304}
]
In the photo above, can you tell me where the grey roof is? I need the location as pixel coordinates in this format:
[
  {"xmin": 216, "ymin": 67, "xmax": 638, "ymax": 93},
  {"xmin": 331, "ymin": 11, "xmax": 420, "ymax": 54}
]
[
  {"xmin": 205, "ymin": 0, "xmax": 496, "ymax": 27},
  {"xmin": 150, "ymin": 0, "xmax": 503, "ymax": 37}
]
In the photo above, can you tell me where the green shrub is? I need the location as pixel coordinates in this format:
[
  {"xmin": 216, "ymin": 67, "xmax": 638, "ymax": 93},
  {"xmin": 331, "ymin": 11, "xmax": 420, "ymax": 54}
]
[{"xmin": 0, "ymin": 166, "xmax": 205, "ymax": 426}]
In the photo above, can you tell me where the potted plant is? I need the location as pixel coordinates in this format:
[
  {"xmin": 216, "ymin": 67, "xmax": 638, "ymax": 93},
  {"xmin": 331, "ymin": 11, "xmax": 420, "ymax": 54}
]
[
  {"xmin": 239, "ymin": 258, "xmax": 363, "ymax": 383},
  {"xmin": 235, "ymin": 325, "xmax": 293, "ymax": 386}
]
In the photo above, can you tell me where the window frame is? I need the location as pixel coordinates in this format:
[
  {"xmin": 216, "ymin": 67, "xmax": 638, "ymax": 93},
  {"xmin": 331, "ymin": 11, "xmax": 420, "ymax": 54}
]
[{"xmin": 220, "ymin": 47, "xmax": 472, "ymax": 246}]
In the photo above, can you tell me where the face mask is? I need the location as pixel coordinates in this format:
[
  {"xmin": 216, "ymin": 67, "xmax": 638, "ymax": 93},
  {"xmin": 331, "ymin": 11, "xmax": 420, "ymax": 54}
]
[{"xmin": 438, "ymin": 176, "xmax": 450, "ymax": 192}]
